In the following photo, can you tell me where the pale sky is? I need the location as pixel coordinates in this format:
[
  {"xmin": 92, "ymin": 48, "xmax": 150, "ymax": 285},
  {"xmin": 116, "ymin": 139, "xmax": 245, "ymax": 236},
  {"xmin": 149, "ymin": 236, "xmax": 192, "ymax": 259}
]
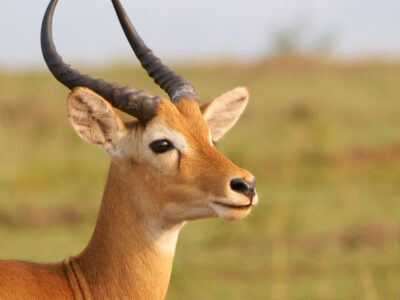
[{"xmin": 0, "ymin": 0, "xmax": 399, "ymax": 70}]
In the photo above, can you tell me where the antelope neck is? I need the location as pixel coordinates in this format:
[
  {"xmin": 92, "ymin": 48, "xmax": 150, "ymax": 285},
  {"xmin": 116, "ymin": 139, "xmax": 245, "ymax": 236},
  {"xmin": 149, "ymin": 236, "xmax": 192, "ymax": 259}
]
[{"xmin": 71, "ymin": 162, "xmax": 184, "ymax": 299}]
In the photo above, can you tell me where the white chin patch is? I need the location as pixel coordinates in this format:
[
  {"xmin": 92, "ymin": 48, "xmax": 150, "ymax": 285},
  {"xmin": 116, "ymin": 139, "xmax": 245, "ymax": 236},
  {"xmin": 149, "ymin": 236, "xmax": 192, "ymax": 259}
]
[{"xmin": 210, "ymin": 201, "xmax": 251, "ymax": 221}]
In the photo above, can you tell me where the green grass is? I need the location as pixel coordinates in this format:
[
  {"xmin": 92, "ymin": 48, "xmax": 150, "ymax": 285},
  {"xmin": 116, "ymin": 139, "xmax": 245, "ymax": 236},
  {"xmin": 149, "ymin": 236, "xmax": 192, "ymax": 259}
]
[{"xmin": 1, "ymin": 57, "xmax": 400, "ymax": 299}]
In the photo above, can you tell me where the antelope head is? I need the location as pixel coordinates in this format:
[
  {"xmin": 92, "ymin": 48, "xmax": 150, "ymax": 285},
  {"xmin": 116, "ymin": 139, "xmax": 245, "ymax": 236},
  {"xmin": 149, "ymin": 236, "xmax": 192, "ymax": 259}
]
[{"xmin": 41, "ymin": 0, "xmax": 257, "ymax": 223}]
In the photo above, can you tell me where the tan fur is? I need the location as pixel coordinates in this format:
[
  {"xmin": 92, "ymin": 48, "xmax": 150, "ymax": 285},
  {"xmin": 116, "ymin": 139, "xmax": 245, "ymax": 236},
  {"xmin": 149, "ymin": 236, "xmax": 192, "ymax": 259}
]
[
  {"xmin": 0, "ymin": 261, "xmax": 75, "ymax": 299},
  {"xmin": 156, "ymin": 98, "xmax": 254, "ymax": 202},
  {"xmin": 0, "ymin": 87, "xmax": 256, "ymax": 299}
]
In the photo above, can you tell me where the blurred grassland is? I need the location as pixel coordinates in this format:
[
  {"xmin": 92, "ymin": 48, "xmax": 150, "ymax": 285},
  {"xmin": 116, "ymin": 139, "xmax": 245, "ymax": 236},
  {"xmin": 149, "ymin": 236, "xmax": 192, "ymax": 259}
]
[{"xmin": 1, "ymin": 57, "xmax": 400, "ymax": 299}]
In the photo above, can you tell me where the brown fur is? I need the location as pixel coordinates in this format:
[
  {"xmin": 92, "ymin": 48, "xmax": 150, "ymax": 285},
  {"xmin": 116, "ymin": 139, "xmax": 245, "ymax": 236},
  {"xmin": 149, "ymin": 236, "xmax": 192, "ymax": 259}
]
[
  {"xmin": 0, "ymin": 261, "xmax": 74, "ymax": 299},
  {"xmin": 157, "ymin": 98, "xmax": 253, "ymax": 198},
  {"xmin": 0, "ymin": 162, "xmax": 178, "ymax": 300},
  {"xmin": 0, "ymin": 87, "xmax": 256, "ymax": 299}
]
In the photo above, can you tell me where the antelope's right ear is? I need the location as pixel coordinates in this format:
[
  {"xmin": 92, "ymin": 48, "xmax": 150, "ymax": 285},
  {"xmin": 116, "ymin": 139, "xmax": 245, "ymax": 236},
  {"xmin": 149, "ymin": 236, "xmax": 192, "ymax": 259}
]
[{"xmin": 67, "ymin": 87, "xmax": 127, "ymax": 156}]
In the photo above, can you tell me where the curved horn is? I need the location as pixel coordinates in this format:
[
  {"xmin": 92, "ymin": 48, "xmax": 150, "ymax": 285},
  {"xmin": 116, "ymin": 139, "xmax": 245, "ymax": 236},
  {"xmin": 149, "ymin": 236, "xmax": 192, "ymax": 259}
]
[
  {"xmin": 41, "ymin": 0, "xmax": 160, "ymax": 123},
  {"xmin": 111, "ymin": 0, "xmax": 199, "ymax": 104}
]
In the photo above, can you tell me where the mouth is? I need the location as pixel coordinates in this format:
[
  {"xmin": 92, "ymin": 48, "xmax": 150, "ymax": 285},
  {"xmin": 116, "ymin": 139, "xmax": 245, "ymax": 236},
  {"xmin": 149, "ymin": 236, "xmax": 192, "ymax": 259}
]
[
  {"xmin": 210, "ymin": 194, "xmax": 258, "ymax": 221},
  {"xmin": 212, "ymin": 200, "xmax": 252, "ymax": 210}
]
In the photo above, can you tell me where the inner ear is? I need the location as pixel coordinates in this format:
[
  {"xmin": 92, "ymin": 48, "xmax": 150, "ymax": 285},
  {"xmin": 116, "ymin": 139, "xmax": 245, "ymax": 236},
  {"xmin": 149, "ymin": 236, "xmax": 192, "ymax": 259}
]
[
  {"xmin": 67, "ymin": 87, "xmax": 127, "ymax": 152},
  {"xmin": 201, "ymin": 87, "xmax": 249, "ymax": 141}
]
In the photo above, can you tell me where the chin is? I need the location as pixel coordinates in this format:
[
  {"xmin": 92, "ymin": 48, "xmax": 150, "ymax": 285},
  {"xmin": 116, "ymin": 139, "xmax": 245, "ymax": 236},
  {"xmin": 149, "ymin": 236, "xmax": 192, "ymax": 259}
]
[{"xmin": 210, "ymin": 202, "xmax": 252, "ymax": 221}]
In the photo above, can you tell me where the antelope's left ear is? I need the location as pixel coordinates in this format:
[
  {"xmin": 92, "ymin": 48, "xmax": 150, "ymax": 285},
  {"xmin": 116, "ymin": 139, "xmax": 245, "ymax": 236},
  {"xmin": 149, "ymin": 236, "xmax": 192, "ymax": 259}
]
[{"xmin": 201, "ymin": 87, "xmax": 249, "ymax": 141}]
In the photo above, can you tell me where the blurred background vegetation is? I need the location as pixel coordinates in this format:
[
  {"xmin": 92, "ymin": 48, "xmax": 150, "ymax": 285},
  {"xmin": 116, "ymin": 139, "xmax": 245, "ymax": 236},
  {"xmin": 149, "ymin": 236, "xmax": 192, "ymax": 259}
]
[
  {"xmin": 1, "ymin": 8, "xmax": 400, "ymax": 297},
  {"xmin": 1, "ymin": 55, "xmax": 400, "ymax": 299}
]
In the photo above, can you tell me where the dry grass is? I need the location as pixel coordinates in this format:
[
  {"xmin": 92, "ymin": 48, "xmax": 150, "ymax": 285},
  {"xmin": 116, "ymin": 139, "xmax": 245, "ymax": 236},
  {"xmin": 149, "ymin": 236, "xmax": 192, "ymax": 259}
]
[{"xmin": 1, "ymin": 57, "xmax": 400, "ymax": 299}]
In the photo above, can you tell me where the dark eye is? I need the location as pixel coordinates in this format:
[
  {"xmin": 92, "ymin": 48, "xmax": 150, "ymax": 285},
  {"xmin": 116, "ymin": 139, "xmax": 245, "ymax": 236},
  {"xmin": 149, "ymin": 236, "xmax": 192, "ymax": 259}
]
[{"xmin": 149, "ymin": 139, "xmax": 174, "ymax": 154}]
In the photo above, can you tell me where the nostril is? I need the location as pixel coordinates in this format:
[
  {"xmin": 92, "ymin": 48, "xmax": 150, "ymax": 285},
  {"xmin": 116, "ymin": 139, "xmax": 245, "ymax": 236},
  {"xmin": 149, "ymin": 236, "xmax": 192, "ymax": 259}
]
[
  {"xmin": 230, "ymin": 178, "xmax": 256, "ymax": 199},
  {"xmin": 230, "ymin": 178, "xmax": 249, "ymax": 195}
]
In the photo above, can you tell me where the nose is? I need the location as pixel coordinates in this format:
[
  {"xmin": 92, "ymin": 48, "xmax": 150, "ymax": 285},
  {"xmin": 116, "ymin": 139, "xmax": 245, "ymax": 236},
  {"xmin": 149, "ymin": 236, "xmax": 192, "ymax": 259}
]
[{"xmin": 230, "ymin": 178, "xmax": 256, "ymax": 199}]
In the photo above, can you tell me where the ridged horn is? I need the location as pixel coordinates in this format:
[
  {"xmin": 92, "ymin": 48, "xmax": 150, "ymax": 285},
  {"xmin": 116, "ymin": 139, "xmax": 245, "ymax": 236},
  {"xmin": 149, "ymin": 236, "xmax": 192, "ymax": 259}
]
[
  {"xmin": 41, "ymin": 0, "xmax": 160, "ymax": 123},
  {"xmin": 111, "ymin": 0, "xmax": 199, "ymax": 104}
]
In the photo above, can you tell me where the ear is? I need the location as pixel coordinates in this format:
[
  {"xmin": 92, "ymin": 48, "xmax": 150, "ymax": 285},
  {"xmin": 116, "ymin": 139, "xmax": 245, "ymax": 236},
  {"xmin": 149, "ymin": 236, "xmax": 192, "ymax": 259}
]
[
  {"xmin": 201, "ymin": 87, "xmax": 249, "ymax": 141},
  {"xmin": 67, "ymin": 87, "xmax": 127, "ymax": 156}
]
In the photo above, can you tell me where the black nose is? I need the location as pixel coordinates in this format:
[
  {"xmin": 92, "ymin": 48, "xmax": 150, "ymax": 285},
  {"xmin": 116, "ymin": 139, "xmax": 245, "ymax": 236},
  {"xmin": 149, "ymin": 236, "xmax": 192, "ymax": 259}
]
[{"xmin": 230, "ymin": 178, "xmax": 256, "ymax": 199}]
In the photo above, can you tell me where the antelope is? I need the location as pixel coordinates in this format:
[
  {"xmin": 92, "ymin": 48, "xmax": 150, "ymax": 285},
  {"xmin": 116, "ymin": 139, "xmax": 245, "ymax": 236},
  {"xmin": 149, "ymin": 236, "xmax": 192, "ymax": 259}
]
[{"xmin": 0, "ymin": 0, "xmax": 258, "ymax": 299}]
